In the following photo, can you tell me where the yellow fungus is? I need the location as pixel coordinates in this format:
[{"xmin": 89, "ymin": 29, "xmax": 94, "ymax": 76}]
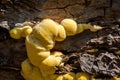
[
  {"xmin": 32, "ymin": 19, "xmax": 59, "ymax": 49},
  {"xmin": 56, "ymin": 75, "xmax": 63, "ymax": 80},
  {"xmin": 77, "ymin": 24, "xmax": 102, "ymax": 34},
  {"xmin": 26, "ymin": 35, "xmax": 50, "ymax": 67},
  {"xmin": 9, "ymin": 27, "xmax": 22, "ymax": 39},
  {"xmin": 55, "ymin": 25, "xmax": 66, "ymax": 41},
  {"xmin": 39, "ymin": 64, "xmax": 56, "ymax": 76},
  {"xmin": 61, "ymin": 19, "xmax": 77, "ymax": 36},
  {"xmin": 9, "ymin": 25, "xmax": 33, "ymax": 39},
  {"xmin": 76, "ymin": 72, "xmax": 90, "ymax": 80},
  {"xmin": 76, "ymin": 24, "xmax": 84, "ymax": 34},
  {"xmin": 23, "ymin": 25, "xmax": 33, "ymax": 37},
  {"xmin": 63, "ymin": 72, "xmax": 76, "ymax": 80},
  {"xmin": 42, "ymin": 55, "xmax": 61, "ymax": 67},
  {"xmin": 77, "ymin": 24, "xmax": 91, "ymax": 34},
  {"xmin": 21, "ymin": 59, "xmax": 44, "ymax": 80},
  {"xmin": 9, "ymin": 18, "xmax": 104, "ymax": 80}
]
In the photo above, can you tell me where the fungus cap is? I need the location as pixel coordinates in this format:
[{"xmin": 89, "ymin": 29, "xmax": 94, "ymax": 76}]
[
  {"xmin": 23, "ymin": 25, "xmax": 33, "ymax": 36},
  {"xmin": 21, "ymin": 59, "xmax": 44, "ymax": 80},
  {"xmin": 26, "ymin": 35, "xmax": 50, "ymax": 67},
  {"xmin": 63, "ymin": 72, "xmax": 75, "ymax": 80},
  {"xmin": 76, "ymin": 72, "xmax": 90, "ymax": 80},
  {"xmin": 61, "ymin": 19, "xmax": 77, "ymax": 36},
  {"xmin": 42, "ymin": 55, "xmax": 61, "ymax": 67},
  {"xmin": 33, "ymin": 19, "xmax": 58, "ymax": 39},
  {"xmin": 55, "ymin": 25, "xmax": 66, "ymax": 41},
  {"xmin": 32, "ymin": 19, "xmax": 59, "ymax": 49},
  {"xmin": 56, "ymin": 75, "xmax": 63, "ymax": 80},
  {"xmin": 9, "ymin": 28, "xmax": 22, "ymax": 39}
]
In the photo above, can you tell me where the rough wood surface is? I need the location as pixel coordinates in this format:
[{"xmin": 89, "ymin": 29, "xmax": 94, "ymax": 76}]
[{"xmin": 0, "ymin": 0, "xmax": 120, "ymax": 80}]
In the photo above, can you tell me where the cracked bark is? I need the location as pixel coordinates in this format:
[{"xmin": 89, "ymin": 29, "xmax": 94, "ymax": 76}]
[{"xmin": 0, "ymin": 0, "xmax": 120, "ymax": 80}]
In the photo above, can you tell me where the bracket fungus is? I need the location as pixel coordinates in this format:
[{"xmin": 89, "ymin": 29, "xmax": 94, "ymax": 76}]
[{"xmin": 9, "ymin": 18, "xmax": 103, "ymax": 80}]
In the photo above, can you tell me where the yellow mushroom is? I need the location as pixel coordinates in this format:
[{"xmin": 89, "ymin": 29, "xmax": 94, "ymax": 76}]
[
  {"xmin": 76, "ymin": 72, "xmax": 90, "ymax": 80},
  {"xmin": 51, "ymin": 51, "xmax": 63, "ymax": 65},
  {"xmin": 22, "ymin": 25, "xmax": 33, "ymax": 37},
  {"xmin": 76, "ymin": 24, "xmax": 91, "ymax": 34},
  {"xmin": 56, "ymin": 75, "xmax": 64, "ymax": 80},
  {"xmin": 63, "ymin": 72, "xmax": 76, "ymax": 80},
  {"xmin": 39, "ymin": 64, "xmax": 56, "ymax": 77},
  {"xmin": 25, "ymin": 19, "xmax": 64, "ymax": 67},
  {"xmin": 55, "ymin": 24, "xmax": 66, "ymax": 41},
  {"xmin": 21, "ymin": 19, "xmax": 65, "ymax": 80},
  {"xmin": 9, "ymin": 25, "xmax": 33, "ymax": 39},
  {"xmin": 25, "ymin": 35, "xmax": 50, "ymax": 67},
  {"xmin": 21, "ymin": 59, "xmax": 44, "ymax": 80},
  {"xmin": 46, "ymin": 74, "xmax": 59, "ymax": 80},
  {"xmin": 32, "ymin": 19, "xmax": 60, "ymax": 50},
  {"xmin": 42, "ymin": 55, "xmax": 61, "ymax": 67},
  {"xmin": 9, "ymin": 27, "xmax": 22, "ymax": 39},
  {"xmin": 77, "ymin": 23, "xmax": 103, "ymax": 34},
  {"xmin": 61, "ymin": 19, "xmax": 77, "ymax": 36},
  {"xmin": 9, "ymin": 18, "xmax": 104, "ymax": 80}
]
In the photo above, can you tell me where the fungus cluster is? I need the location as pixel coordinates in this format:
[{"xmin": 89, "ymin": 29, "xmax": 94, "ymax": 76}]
[
  {"xmin": 10, "ymin": 19, "xmax": 103, "ymax": 80},
  {"xmin": 10, "ymin": 23, "xmax": 33, "ymax": 39}
]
